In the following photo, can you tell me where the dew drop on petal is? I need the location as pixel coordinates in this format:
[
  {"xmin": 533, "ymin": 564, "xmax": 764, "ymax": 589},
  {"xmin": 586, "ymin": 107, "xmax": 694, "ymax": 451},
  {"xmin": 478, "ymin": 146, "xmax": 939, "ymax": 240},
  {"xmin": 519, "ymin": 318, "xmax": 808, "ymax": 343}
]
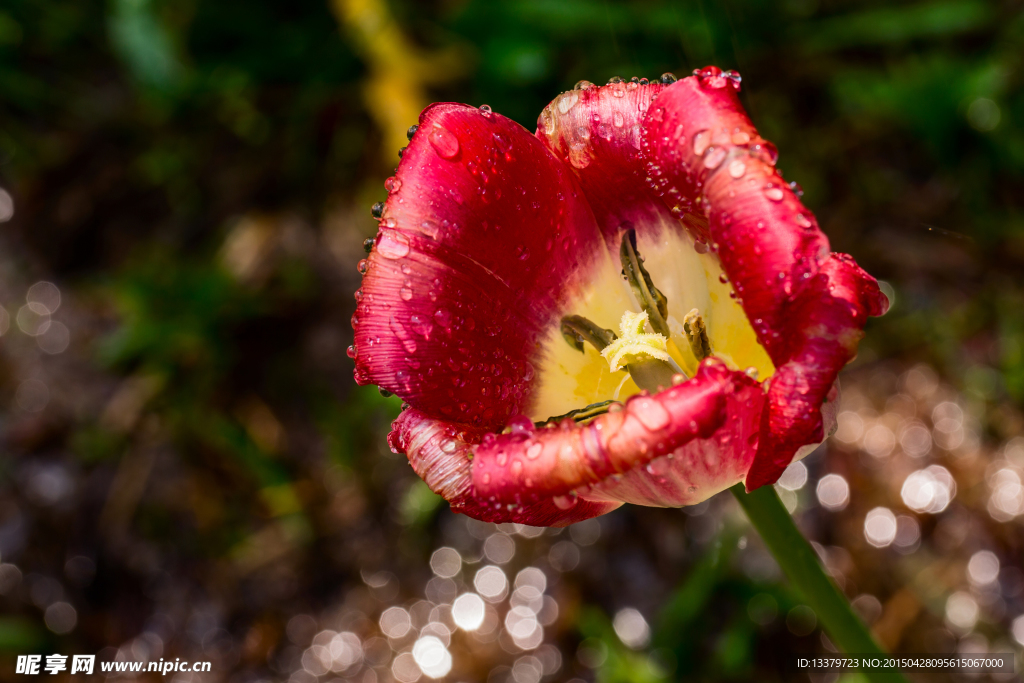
[
  {"xmin": 429, "ymin": 126, "xmax": 460, "ymax": 159},
  {"xmin": 703, "ymin": 146, "xmax": 726, "ymax": 169},
  {"xmin": 400, "ymin": 286, "xmax": 413, "ymax": 301},
  {"xmin": 553, "ymin": 493, "xmax": 578, "ymax": 510},
  {"xmin": 557, "ymin": 92, "xmax": 579, "ymax": 114},
  {"xmin": 434, "ymin": 308, "xmax": 452, "ymax": 327},
  {"xmin": 389, "ymin": 317, "xmax": 418, "ymax": 354},
  {"xmin": 631, "ymin": 397, "xmax": 671, "ymax": 431},
  {"xmin": 764, "ymin": 185, "xmax": 784, "ymax": 202},
  {"xmin": 728, "ymin": 160, "xmax": 746, "ymax": 178},
  {"xmin": 613, "ymin": 111, "xmax": 624, "ymax": 128},
  {"xmin": 376, "ymin": 231, "xmax": 410, "ymax": 259},
  {"xmin": 384, "ymin": 176, "xmax": 402, "ymax": 193},
  {"xmin": 795, "ymin": 214, "xmax": 813, "ymax": 229},
  {"xmin": 693, "ymin": 130, "xmax": 711, "ymax": 156},
  {"xmin": 420, "ymin": 219, "xmax": 441, "ymax": 239},
  {"xmin": 731, "ymin": 130, "xmax": 751, "ymax": 145}
]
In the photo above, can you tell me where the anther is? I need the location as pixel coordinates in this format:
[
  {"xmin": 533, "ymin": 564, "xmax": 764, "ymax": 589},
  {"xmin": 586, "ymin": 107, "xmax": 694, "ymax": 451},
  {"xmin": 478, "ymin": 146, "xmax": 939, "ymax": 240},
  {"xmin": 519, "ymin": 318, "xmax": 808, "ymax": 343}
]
[
  {"xmin": 619, "ymin": 228, "xmax": 671, "ymax": 337},
  {"xmin": 536, "ymin": 399, "xmax": 619, "ymax": 427},
  {"xmin": 561, "ymin": 315, "xmax": 617, "ymax": 353},
  {"xmin": 683, "ymin": 308, "xmax": 712, "ymax": 360}
]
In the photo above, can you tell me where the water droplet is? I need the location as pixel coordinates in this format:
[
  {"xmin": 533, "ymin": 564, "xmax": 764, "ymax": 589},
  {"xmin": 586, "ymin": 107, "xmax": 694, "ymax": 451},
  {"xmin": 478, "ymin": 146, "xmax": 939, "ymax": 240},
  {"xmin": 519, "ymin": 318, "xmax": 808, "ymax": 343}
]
[
  {"xmin": 493, "ymin": 132, "xmax": 512, "ymax": 153},
  {"xmin": 553, "ymin": 493, "xmax": 578, "ymax": 510},
  {"xmin": 508, "ymin": 415, "xmax": 534, "ymax": 436},
  {"xmin": 384, "ymin": 176, "xmax": 402, "ymax": 193},
  {"xmin": 376, "ymin": 231, "xmax": 410, "ymax": 259},
  {"xmin": 731, "ymin": 130, "xmax": 751, "ymax": 145},
  {"xmin": 694, "ymin": 241, "xmax": 709, "ymax": 254},
  {"xmin": 399, "ymin": 285, "xmax": 413, "ymax": 301},
  {"xmin": 346, "ymin": 345, "xmax": 357, "ymax": 359},
  {"xmin": 764, "ymin": 184, "xmax": 784, "ymax": 202},
  {"xmin": 568, "ymin": 143, "xmax": 591, "ymax": 169},
  {"xmin": 434, "ymin": 308, "xmax": 452, "ymax": 327},
  {"xmin": 693, "ymin": 130, "xmax": 710, "ymax": 156},
  {"xmin": 795, "ymin": 214, "xmax": 813, "ymax": 229},
  {"xmin": 428, "ymin": 125, "xmax": 460, "ymax": 159},
  {"xmin": 479, "ymin": 104, "xmax": 492, "ymax": 116},
  {"xmin": 660, "ymin": 72, "xmax": 677, "ymax": 84},
  {"xmin": 703, "ymin": 146, "xmax": 726, "ymax": 169},
  {"xmin": 440, "ymin": 439, "xmax": 457, "ymax": 454},
  {"xmin": 357, "ymin": 259, "xmax": 369, "ymax": 274},
  {"xmin": 419, "ymin": 219, "xmax": 440, "ymax": 239},
  {"xmin": 558, "ymin": 92, "xmax": 580, "ymax": 114},
  {"xmin": 613, "ymin": 111, "xmax": 625, "ymax": 128},
  {"xmin": 752, "ymin": 142, "xmax": 778, "ymax": 166},
  {"xmin": 574, "ymin": 80, "xmax": 594, "ymax": 91},
  {"xmin": 389, "ymin": 317, "xmax": 418, "ymax": 354},
  {"xmin": 410, "ymin": 314, "xmax": 432, "ymax": 338},
  {"xmin": 728, "ymin": 160, "xmax": 746, "ymax": 178},
  {"xmin": 631, "ymin": 397, "xmax": 671, "ymax": 431},
  {"xmin": 540, "ymin": 109, "xmax": 556, "ymax": 135},
  {"xmin": 526, "ymin": 443, "xmax": 543, "ymax": 460}
]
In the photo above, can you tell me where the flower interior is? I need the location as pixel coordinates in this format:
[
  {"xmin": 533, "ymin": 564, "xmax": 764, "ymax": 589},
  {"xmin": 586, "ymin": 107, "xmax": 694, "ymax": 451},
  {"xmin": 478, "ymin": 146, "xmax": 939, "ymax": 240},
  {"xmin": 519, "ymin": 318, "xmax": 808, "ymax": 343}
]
[{"xmin": 532, "ymin": 222, "xmax": 774, "ymax": 422}]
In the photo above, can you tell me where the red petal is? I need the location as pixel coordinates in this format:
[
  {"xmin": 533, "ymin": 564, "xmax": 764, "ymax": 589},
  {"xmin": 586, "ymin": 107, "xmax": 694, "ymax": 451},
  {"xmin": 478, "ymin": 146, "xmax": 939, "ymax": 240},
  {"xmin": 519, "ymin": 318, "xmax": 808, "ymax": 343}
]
[
  {"xmin": 641, "ymin": 70, "xmax": 888, "ymax": 489},
  {"xmin": 390, "ymin": 408, "xmax": 620, "ymax": 526},
  {"xmin": 471, "ymin": 359, "xmax": 761, "ymax": 507},
  {"xmin": 536, "ymin": 82, "xmax": 671, "ymax": 242},
  {"xmin": 353, "ymin": 104, "xmax": 605, "ymax": 430}
]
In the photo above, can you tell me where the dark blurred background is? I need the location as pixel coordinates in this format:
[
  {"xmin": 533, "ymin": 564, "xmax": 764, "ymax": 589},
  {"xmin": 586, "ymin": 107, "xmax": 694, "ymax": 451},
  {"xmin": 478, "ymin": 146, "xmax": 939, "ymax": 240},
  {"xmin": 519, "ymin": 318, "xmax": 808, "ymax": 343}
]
[{"xmin": 0, "ymin": 0, "xmax": 1022, "ymax": 681}]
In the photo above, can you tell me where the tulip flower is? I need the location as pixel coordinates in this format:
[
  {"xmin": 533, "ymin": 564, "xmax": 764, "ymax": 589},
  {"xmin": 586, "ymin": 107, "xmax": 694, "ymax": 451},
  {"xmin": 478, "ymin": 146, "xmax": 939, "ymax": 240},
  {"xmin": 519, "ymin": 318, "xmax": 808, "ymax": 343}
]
[
  {"xmin": 352, "ymin": 69, "xmax": 905, "ymax": 678},
  {"xmin": 352, "ymin": 66, "xmax": 886, "ymax": 527}
]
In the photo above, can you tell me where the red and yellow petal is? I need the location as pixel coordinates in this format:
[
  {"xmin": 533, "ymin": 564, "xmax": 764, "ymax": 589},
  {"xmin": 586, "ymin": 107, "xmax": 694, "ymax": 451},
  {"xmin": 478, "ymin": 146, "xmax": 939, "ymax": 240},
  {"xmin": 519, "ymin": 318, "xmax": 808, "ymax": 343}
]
[
  {"xmin": 389, "ymin": 408, "xmax": 621, "ymax": 527},
  {"xmin": 472, "ymin": 359, "xmax": 763, "ymax": 509},
  {"xmin": 641, "ymin": 68, "xmax": 887, "ymax": 489}
]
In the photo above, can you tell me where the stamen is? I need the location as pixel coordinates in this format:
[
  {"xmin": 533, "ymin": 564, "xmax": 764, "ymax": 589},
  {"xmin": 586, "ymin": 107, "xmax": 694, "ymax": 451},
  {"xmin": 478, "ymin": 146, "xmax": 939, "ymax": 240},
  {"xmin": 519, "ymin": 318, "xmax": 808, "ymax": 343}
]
[
  {"xmin": 601, "ymin": 311, "xmax": 672, "ymax": 372},
  {"xmin": 619, "ymin": 229, "xmax": 671, "ymax": 337},
  {"xmin": 535, "ymin": 399, "xmax": 619, "ymax": 427},
  {"xmin": 560, "ymin": 315, "xmax": 617, "ymax": 352},
  {"xmin": 683, "ymin": 308, "xmax": 712, "ymax": 360}
]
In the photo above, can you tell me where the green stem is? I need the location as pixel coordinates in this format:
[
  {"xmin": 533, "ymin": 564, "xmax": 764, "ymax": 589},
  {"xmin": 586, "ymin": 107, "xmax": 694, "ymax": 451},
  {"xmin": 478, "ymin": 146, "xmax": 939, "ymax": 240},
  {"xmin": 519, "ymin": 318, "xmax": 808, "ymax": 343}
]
[{"xmin": 731, "ymin": 483, "xmax": 908, "ymax": 683}]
